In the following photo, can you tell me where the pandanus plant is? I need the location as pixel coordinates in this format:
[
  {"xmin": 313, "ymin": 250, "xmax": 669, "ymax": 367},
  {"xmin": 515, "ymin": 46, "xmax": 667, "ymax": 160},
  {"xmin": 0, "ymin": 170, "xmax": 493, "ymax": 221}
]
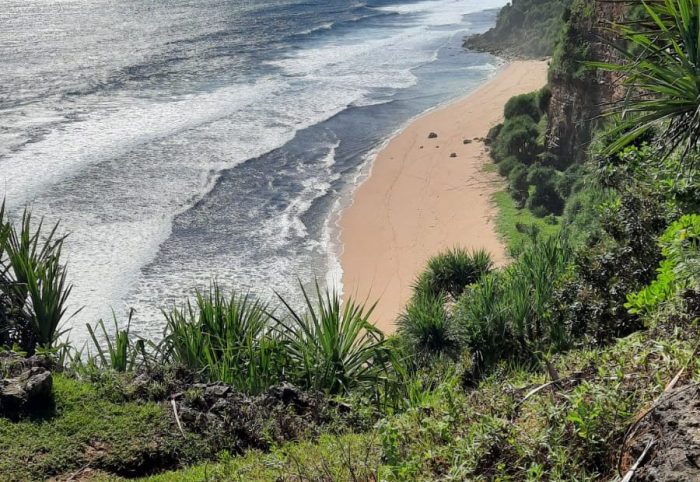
[
  {"xmin": 272, "ymin": 282, "xmax": 391, "ymax": 396},
  {"xmin": 0, "ymin": 202, "xmax": 77, "ymax": 350},
  {"xmin": 592, "ymin": 0, "xmax": 700, "ymax": 157}
]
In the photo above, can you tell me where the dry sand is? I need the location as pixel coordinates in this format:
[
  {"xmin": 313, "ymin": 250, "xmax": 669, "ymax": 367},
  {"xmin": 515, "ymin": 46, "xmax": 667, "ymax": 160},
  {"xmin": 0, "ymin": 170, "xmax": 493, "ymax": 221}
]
[{"xmin": 339, "ymin": 60, "xmax": 548, "ymax": 334}]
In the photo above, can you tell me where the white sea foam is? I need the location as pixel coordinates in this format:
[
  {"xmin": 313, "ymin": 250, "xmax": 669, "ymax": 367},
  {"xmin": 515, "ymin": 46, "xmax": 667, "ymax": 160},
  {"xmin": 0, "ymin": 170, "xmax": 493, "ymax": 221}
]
[{"xmin": 1, "ymin": 0, "xmax": 507, "ymax": 342}]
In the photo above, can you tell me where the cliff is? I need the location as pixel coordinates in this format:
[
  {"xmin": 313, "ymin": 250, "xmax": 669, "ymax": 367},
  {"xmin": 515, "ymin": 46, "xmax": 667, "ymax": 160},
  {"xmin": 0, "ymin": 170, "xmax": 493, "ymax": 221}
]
[
  {"xmin": 464, "ymin": 0, "xmax": 569, "ymax": 58},
  {"xmin": 544, "ymin": 0, "xmax": 628, "ymax": 164}
]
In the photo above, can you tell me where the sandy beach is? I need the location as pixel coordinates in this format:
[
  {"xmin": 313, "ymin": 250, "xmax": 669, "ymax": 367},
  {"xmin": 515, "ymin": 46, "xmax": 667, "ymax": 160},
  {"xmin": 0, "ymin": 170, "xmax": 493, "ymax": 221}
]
[{"xmin": 340, "ymin": 60, "xmax": 548, "ymax": 333}]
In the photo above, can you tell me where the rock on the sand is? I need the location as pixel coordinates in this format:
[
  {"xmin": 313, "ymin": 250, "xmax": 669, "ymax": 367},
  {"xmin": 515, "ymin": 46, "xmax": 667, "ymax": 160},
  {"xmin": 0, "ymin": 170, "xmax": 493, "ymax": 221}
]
[{"xmin": 428, "ymin": 132, "xmax": 438, "ymax": 139}]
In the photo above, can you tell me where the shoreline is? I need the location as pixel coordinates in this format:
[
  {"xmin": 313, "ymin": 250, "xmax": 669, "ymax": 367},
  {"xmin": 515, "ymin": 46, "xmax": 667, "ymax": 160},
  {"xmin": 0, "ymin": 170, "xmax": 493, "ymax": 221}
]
[{"xmin": 339, "ymin": 60, "xmax": 549, "ymax": 334}]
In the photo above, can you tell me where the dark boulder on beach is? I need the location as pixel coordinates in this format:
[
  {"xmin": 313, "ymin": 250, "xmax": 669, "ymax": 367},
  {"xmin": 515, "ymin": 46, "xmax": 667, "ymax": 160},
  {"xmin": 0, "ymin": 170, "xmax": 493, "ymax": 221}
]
[{"xmin": 428, "ymin": 132, "xmax": 438, "ymax": 139}]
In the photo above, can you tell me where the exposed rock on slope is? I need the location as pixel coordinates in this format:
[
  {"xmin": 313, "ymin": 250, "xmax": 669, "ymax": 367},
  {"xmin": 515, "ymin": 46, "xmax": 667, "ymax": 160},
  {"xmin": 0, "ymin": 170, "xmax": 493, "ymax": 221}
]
[
  {"xmin": 545, "ymin": 0, "xmax": 627, "ymax": 164},
  {"xmin": 623, "ymin": 385, "xmax": 700, "ymax": 482}
]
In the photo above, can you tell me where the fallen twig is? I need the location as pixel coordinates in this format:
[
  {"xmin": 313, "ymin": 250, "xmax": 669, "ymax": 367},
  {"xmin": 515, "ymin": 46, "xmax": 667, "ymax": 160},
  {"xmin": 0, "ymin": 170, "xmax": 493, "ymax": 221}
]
[
  {"xmin": 621, "ymin": 440, "xmax": 655, "ymax": 482},
  {"xmin": 617, "ymin": 341, "xmax": 700, "ymax": 475},
  {"xmin": 171, "ymin": 398, "xmax": 185, "ymax": 437}
]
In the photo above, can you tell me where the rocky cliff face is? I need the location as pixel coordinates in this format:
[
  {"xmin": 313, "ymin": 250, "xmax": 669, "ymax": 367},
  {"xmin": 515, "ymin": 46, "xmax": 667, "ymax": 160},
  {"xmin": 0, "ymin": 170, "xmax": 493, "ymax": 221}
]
[{"xmin": 545, "ymin": 0, "xmax": 628, "ymax": 165}]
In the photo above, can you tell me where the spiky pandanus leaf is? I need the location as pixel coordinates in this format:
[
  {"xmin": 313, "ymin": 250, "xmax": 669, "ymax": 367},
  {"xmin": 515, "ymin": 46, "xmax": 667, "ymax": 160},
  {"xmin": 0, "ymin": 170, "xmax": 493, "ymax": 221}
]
[
  {"xmin": 272, "ymin": 282, "xmax": 390, "ymax": 396},
  {"xmin": 592, "ymin": 0, "xmax": 700, "ymax": 157}
]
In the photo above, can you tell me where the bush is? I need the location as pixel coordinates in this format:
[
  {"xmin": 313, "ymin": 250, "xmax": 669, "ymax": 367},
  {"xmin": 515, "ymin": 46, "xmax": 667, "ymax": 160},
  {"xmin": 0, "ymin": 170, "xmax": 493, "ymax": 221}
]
[
  {"xmin": 526, "ymin": 166, "xmax": 565, "ymax": 216},
  {"xmin": 397, "ymin": 291, "xmax": 460, "ymax": 362},
  {"xmin": 455, "ymin": 236, "xmax": 572, "ymax": 371},
  {"xmin": 527, "ymin": 165, "xmax": 557, "ymax": 187},
  {"xmin": 0, "ymin": 204, "xmax": 74, "ymax": 352},
  {"xmin": 508, "ymin": 164, "xmax": 530, "ymax": 207},
  {"xmin": 504, "ymin": 92, "xmax": 541, "ymax": 121},
  {"xmin": 160, "ymin": 284, "xmax": 285, "ymax": 394},
  {"xmin": 273, "ymin": 283, "xmax": 392, "ymax": 396},
  {"xmin": 528, "ymin": 182, "xmax": 565, "ymax": 216},
  {"xmin": 486, "ymin": 124, "xmax": 503, "ymax": 150},
  {"xmin": 553, "ymin": 187, "xmax": 668, "ymax": 343},
  {"xmin": 497, "ymin": 156, "xmax": 522, "ymax": 177},
  {"xmin": 494, "ymin": 115, "xmax": 541, "ymax": 164},
  {"xmin": 626, "ymin": 214, "xmax": 700, "ymax": 314},
  {"xmin": 538, "ymin": 85, "xmax": 552, "ymax": 112},
  {"xmin": 557, "ymin": 164, "xmax": 585, "ymax": 199},
  {"xmin": 414, "ymin": 248, "xmax": 494, "ymax": 299}
]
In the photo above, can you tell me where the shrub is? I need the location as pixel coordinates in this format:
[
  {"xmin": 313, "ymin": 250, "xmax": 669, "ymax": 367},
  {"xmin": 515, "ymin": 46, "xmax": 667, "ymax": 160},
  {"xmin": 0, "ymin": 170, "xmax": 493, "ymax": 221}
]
[
  {"xmin": 455, "ymin": 236, "xmax": 572, "ymax": 371},
  {"xmin": 553, "ymin": 187, "xmax": 668, "ymax": 343},
  {"xmin": 160, "ymin": 285, "xmax": 284, "ymax": 394},
  {"xmin": 528, "ymin": 182, "xmax": 565, "ymax": 216},
  {"xmin": 455, "ymin": 273, "xmax": 508, "ymax": 368},
  {"xmin": 486, "ymin": 124, "xmax": 503, "ymax": 152},
  {"xmin": 272, "ymin": 283, "xmax": 391, "ymax": 396},
  {"xmin": 527, "ymin": 165, "xmax": 557, "ymax": 187},
  {"xmin": 508, "ymin": 164, "xmax": 530, "ymax": 207},
  {"xmin": 494, "ymin": 115, "xmax": 541, "ymax": 164},
  {"xmin": 526, "ymin": 165, "xmax": 565, "ymax": 216},
  {"xmin": 626, "ymin": 214, "xmax": 700, "ymax": 314},
  {"xmin": 556, "ymin": 164, "xmax": 584, "ymax": 199},
  {"xmin": 415, "ymin": 247, "xmax": 493, "ymax": 299},
  {"xmin": 537, "ymin": 85, "xmax": 552, "ymax": 112},
  {"xmin": 497, "ymin": 156, "xmax": 522, "ymax": 177},
  {"xmin": 1, "ymin": 206, "xmax": 75, "ymax": 351},
  {"xmin": 397, "ymin": 291, "xmax": 460, "ymax": 362},
  {"xmin": 504, "ymin": 92, "xmax": 541, "ymax": 121}
]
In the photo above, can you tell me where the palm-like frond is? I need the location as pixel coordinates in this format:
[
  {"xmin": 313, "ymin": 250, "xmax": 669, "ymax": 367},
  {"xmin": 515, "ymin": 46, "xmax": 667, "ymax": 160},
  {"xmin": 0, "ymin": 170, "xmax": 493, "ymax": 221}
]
[
  {"xmin": 159, "ymin": 284, "xmax": 281, "ymax": 394},
  {"xmin": 593, "ymin": 0, "xmax": 700, "ymax": 157},
  {"xmin": 272, "ymin": 281, "xmax": 389, "ymax": 396}
]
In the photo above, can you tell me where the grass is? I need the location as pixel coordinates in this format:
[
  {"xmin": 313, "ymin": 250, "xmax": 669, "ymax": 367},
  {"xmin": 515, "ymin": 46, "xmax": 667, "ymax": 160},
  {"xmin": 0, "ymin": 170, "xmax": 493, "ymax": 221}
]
[
  {"xmin": 115, "ymin": 433, "xmax": 379, "ymax": 482},
  {"xmin": 0, "ymin": 375, "xmax": 208, "ymax": 480},
  {"xmin": 492, "ymin": 190, "xmax": 561, "ymax": 254}
]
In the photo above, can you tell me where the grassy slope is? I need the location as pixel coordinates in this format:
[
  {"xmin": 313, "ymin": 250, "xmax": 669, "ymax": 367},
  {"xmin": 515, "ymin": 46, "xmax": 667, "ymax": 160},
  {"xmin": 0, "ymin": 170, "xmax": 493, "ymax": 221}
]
[
  {"xmin": 100, "ymin": 319, "xmax": 697, "ymax": 481},
  {"xmin": 492, "ymin": 190, "xmax": 561, "ymax": 253},
  {"xmin": 0, "ymin": 376, "xmax": 207, "ymax": 481}
]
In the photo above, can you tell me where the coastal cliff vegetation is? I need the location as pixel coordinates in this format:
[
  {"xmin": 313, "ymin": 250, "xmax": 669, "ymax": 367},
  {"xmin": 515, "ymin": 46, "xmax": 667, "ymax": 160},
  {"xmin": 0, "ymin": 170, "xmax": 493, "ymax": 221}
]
[
  {"xmin": 1, "ymin": 1, "xmax": 699, "ymax": 480},
  {"xmin": 465, "ymin": 0, "xmax": 571, "ymax": 57}
]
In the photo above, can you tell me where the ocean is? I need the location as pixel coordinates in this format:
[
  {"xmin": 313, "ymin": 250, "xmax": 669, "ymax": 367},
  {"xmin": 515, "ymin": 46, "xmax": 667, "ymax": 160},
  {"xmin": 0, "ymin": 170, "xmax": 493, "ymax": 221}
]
[{"xmin": 0, "ymin": 0, "xmax": 506, "ymax": 343}]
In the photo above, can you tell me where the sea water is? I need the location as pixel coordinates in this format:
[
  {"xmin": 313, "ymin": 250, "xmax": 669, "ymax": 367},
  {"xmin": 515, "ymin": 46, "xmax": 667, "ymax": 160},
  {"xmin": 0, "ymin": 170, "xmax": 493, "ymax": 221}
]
[{"xmin": 0, "ymin": 0, "xmax": 506, "ymax": 343}]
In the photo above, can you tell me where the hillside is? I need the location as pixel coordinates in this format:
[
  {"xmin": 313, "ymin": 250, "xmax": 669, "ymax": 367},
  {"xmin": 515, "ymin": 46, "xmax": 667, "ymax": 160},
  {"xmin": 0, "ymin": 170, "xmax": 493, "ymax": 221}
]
[{"xmin": 464, "ymin": 0, "xmax": 570, "ymax": 58}]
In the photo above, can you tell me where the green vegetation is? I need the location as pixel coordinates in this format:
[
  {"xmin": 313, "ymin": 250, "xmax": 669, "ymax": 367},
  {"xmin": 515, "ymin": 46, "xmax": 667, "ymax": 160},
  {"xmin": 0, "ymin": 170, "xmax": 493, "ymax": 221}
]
[
  {"xmin": 0, "ymin": 204, "xmax": 75, "ymax": 351},
  {"xmin": 1, "ymin": 1, "xmax": 699, "ymax": 480},
  {"xmin": 86, "ymin": 309, "xmax": 145, "ymax": 373},
  {"xmin": 115, "ymin": 322, "xmax": 698, "ymax": 482},
  {"xmin": 0, "ymin": 375, "xmax": 207, "ymax": 480},
  {"xmin": 398, "ymin": 290, "xmax": 457, "ymax": 362},
  {"xmin": 271, "ymin": 283, "xmax": 391, "ymax": 397},
  {"xmin": 489, "ymin": 85, "xmax": 569, "ymax": 220},
  {"xmin": 626, "ymin": 214, "xmax": 700, "ymax": 314},
  {"xmin": 493, "ymin": 190, "xmax": 561, "ymax": 252},
  {"xmin": 465, "ymin": 0, "xmax": 571, "ymax": 57},
  {"xmin": 159, "ymin": 286, "xmax": 284, "ymax": 394},
  {"xmin": 591, "ymin": 0, "xmax": 700, "ymax": 155},
  {"xmin": 414, "ymin": 247, "xmax": 493, "ymax": 299}
]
